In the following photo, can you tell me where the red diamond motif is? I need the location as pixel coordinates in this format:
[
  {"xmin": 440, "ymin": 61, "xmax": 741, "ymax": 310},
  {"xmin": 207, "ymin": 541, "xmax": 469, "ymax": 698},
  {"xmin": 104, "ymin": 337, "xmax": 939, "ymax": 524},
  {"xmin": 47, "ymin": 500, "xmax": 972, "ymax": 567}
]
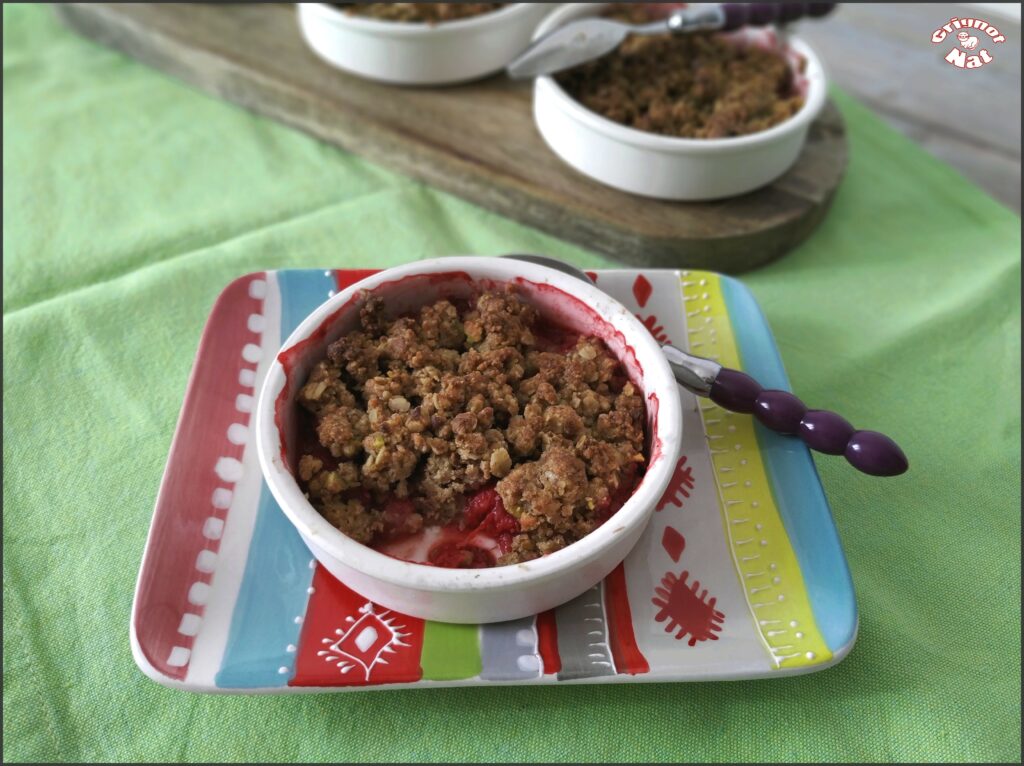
[
  {"xmin": 632, "ymin": 274, "xmax": 653, "ymax": 308},
  {"xmin": 661, "ymin": 527, "xmax": 686, "ymax": 563}
]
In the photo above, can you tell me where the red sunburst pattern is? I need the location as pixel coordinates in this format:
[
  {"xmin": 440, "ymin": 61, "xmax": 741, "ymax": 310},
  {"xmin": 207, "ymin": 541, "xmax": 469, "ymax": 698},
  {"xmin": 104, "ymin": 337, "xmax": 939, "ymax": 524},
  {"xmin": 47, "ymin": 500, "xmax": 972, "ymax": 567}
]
[
  {"xmin": 637, "ymin": 314, "xmax": 669, "ymax": 344},
  {"xmin": 652, "ymin": 570, "xmax": 725, "ymax": 647},
  {"xmin": 657, "ymin": 455, "xmax": 694, "ymax": 511}
]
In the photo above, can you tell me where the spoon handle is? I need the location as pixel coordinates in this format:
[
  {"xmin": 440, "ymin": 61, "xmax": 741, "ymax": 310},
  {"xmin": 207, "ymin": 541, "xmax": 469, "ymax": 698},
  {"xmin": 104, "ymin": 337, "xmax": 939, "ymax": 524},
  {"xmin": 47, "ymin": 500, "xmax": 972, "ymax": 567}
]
[
  {"xmin": 663, "ymin": 346, "xmax": 907, "ymax": 477},
  {"xmin": 496, "ymin": 254, "xmax": 904, "ymax": 477},
  {"xmin": 719, "ymin": 2, "xmax": 837, "ymax": 32}
]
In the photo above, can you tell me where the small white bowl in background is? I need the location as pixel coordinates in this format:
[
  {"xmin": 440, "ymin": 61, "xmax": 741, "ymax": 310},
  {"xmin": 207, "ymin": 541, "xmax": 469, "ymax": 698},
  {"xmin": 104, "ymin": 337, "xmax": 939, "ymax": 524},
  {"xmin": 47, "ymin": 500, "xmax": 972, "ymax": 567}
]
[
  {"xmin": 297, "ymin": 3, "xmax": 555, "ymax": 86},
  {"xmin": 532, "ymin": 3, "xmax": 828, "ymax": 200},
  {"xmin": 255, "ymin": 256, "xmax": 683, "ymax": 624}
]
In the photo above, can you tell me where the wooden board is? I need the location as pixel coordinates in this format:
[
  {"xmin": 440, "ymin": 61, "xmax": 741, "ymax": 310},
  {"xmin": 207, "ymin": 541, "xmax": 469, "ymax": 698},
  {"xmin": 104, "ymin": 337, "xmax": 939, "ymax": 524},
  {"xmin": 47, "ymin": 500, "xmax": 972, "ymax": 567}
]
[{"xmin": 55, "ymin": 2, "xmax": 849, "ymax": 272}]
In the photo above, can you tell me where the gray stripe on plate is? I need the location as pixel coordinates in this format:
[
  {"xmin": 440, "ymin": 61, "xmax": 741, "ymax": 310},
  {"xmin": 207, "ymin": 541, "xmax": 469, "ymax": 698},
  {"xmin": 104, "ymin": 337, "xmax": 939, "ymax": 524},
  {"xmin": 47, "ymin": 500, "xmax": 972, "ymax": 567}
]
[{"xmin": 555, "ymin": 582, "xmax": 617, "ymax": 680}]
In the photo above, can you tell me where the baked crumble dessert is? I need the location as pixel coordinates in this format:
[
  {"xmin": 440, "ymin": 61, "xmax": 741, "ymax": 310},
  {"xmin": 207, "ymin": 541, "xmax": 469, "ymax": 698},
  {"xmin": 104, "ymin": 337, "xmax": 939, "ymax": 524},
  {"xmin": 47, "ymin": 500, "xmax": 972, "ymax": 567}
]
[
  {"xmin": 555, "ymin": 3, "xmax": 805, "ymax": 139},
  {"xmin": 335, "ymin": 3, "xmax": 506, "ymax": 23},
  {"xmin": 294, "ymin": 287, "xmax": 646, "ymax": 568}
]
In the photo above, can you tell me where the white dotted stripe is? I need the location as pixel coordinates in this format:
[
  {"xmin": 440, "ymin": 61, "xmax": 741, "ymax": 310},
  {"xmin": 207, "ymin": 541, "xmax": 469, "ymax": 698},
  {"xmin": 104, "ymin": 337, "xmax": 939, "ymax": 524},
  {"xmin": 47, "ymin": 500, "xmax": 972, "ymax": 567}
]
[
  {"xmin": 167, "ymin": 646, "xmax": 191, "ymax": 667},
  {"xmin": 227, "ymin": 423, "xmax": 249, "ymax": 445},
  {"xmin": 178, "ymin": 613, "xmax": 202, "ymax": 637},
  {"xmin": 195, "ymin": 550, "xmax": 218, "ymax": 574},
  {"xmin": 188, "ymin": 582, "xmax": 211, "ymax": 606},
  {"xmin": 242, "ymin": 343, "xmax": 262, "ymax": 363},
  {"xmin": 516, "ymin": 655, "xmax": 541, "ymax": 672},
  {"xmin": 684, "ymin": 274, "xmax": 791, "ymax": 667},
  {"xmin": 203, "ymin": 517, "xmax": 225, "ymax": 540},
  {"xmin": 215, "ymin": 457, "xmax": 244, "ymax": 483},
  {"xmin": 168, "ymin": 274, "xmax": 270, "ymax": 675},
  {"xmin": 277, "ymin": 558, "xmax": 318, "ymax": 679}
]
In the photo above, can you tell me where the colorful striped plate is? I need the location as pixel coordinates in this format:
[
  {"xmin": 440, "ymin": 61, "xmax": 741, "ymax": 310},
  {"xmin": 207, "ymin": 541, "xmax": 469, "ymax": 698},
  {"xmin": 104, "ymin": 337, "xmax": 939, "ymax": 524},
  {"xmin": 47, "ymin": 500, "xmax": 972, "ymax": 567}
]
[{"xmin": 131, "ymin": 267, "xmax": 857, "ymax": 692}]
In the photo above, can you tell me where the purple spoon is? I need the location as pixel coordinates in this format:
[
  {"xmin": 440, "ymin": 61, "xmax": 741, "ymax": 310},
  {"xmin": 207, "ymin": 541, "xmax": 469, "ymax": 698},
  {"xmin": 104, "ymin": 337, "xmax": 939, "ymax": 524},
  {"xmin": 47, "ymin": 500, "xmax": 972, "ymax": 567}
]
[{"xmin": 503, "ymin": 255, "xmax": 908, "ymax": 477}]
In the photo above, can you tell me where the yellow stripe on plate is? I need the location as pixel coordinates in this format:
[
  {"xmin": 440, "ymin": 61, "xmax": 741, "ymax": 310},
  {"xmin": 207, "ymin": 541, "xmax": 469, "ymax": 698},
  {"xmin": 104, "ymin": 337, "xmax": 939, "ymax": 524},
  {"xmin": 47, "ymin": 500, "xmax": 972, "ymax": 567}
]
[{"xmin": 681, "ymin": 271, "xmax": 831, "ymax": 669}]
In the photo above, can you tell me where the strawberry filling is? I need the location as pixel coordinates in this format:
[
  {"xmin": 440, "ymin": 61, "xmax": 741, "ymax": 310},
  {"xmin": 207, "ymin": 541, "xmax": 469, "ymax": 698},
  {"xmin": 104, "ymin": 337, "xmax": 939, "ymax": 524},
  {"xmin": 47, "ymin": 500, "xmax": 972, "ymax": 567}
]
[{"xmin": 372, "ymin": 485, "xmax": 520, "ymax": 568}]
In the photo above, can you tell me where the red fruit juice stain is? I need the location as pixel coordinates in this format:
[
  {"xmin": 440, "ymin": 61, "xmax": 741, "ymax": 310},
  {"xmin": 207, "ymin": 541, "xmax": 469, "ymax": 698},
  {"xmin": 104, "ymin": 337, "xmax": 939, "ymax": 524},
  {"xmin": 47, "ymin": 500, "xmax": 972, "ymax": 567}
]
[
  {"xmin": 593, "ymin": 461, "xmax": 641, "ymax": 525},
  {"xmin": 373, "ymin": 486, "xmax": 520, "ymax": 569},
  {"xmin": 463, "ymin": 486, "xmax": 499, "ymax": 528},
  {"xmin": 380, "ymin": 497, "xmax": 419, "ymax": 538},
  {"xmin": 294, "ymin": 409, "xmax": 340, "ymax": 471},
  {"xmin": 532, "ymin": 321, "xmax": 581, "ymax": 353},
  {"xmin": 426, "ymin": 541, "xmax": 494, "ymax": 569},
  {"xmin": 462, "ymin": 486, "xmax": 519, "ymax": 554},
  {"xmin": 651, "ymin": 570, "xmax": 725, "ymax": 647}
]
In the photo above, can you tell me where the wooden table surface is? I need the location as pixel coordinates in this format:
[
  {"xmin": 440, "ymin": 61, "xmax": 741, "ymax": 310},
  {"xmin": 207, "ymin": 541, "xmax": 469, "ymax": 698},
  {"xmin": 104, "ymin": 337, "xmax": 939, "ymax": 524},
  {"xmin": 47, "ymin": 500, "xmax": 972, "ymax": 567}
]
[
  {"xmin": 54, "ymin": 2, "xmax": 851, "ymax": 272},
  {"xmin": 797, "ymin": 3, "xmax": 1021, "ymax": 213}
]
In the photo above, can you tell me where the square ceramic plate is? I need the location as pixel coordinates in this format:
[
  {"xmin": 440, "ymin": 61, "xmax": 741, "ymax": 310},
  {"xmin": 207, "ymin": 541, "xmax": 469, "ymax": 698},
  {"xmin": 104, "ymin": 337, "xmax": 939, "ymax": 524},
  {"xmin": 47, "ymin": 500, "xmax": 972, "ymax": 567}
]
[{"xmin": 131, "ymin": 266, "xmax": 857, "ymax": 692}]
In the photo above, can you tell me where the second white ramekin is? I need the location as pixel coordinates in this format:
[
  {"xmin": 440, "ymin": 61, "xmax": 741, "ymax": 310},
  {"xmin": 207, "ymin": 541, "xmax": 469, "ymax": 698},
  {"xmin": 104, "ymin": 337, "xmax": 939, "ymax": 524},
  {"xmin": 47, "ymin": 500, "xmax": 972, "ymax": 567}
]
[
  {"xmin": 297, "ymin": 3, "xmax": 555, "ymax": 86},
  {"xmin": 532, "ymin": 3, "xmax": 828, "ymax": 200}
]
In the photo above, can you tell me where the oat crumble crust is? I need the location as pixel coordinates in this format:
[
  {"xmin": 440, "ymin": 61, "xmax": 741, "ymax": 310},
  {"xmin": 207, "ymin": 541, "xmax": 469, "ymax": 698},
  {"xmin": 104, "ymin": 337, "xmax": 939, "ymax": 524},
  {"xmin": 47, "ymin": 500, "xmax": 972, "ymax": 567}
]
[
  {"xmin": 335, "ymin": 4, "xmax": 506, "ymax": 23},
  {"xmin": 554, "ymin": 3, "xmax": 805, "ymax": 139},
  {"xmin": 295, "ymin": 286, "xmax": 646, "ymax": 566}
]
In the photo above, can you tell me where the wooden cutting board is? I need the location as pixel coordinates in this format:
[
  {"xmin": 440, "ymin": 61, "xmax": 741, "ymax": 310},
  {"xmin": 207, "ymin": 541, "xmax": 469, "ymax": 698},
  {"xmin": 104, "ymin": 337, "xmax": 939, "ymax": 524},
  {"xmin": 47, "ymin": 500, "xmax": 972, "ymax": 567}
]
[{"xmin": 55, "ymin": 3, "xmax": 848, "ymax": 272}]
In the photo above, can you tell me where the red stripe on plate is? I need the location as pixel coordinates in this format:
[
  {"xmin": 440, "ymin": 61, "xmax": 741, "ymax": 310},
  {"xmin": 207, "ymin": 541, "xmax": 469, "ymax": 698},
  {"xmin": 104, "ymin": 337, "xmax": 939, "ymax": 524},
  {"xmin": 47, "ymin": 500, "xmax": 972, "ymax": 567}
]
[
  {"xmin": 132, "ymin": 273, "xmax": 266, "ymax": 681},
  {"xmin": 604, "ymin": 564, "xmax": 650, "ymax": 675},
  {"xmin": 290, "ymin": 565, "xmax": 425, "ymax": 687},
  {"xmin": 333, "ymin": 269, "xmax": 379, "ymax": 292},
  {"xmin": 535, "ymin": 609, "xmax": 561, "ymax": 675}
]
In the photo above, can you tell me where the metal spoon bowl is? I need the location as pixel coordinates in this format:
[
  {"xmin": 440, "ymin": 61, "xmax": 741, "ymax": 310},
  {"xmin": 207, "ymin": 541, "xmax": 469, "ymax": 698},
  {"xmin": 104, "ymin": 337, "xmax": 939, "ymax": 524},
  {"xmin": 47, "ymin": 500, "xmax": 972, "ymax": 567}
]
[{"xmin": 507, "ymin": 2, "xmax": 838, "ymax": 79}]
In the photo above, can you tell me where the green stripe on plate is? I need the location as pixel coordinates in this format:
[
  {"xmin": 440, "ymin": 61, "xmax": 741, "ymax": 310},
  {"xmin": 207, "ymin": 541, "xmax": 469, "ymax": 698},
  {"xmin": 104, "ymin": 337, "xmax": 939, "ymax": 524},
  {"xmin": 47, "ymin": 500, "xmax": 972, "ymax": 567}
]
[{"xmin": 420, "ymin": 622, "xmax": 482, "ymax": 681}]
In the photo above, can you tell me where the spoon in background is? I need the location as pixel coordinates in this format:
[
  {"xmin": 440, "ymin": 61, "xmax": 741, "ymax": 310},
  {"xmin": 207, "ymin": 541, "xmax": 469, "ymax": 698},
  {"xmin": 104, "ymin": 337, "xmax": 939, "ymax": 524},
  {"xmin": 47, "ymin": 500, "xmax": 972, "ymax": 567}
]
[
  {"xmin": 507, "ymin": 2, "xmax": 838, "ymax": 79},
  {"xmin": 502, "ymin": 254, "xmax": 908, "ymax": 477}
]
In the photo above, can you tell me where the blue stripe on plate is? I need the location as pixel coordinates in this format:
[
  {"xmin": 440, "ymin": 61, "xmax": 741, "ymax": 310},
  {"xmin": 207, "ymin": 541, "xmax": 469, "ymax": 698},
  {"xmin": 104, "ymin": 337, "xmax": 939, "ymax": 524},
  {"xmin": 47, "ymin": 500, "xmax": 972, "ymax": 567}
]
[
  {"xmin": 720, "ymin": 276, "xmax": 857, "ymax": 654},
  {"xmin": 215, "ymin": 269, "xmax": 337, "ymax": 688}
]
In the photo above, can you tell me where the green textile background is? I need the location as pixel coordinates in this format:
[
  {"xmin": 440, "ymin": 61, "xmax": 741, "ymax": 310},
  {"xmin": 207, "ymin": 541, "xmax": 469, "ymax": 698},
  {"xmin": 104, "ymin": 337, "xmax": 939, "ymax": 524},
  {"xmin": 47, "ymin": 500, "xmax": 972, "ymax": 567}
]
[{"xmin": 3, "ymin": 4, "xmax": 1020, "ymax": 763}]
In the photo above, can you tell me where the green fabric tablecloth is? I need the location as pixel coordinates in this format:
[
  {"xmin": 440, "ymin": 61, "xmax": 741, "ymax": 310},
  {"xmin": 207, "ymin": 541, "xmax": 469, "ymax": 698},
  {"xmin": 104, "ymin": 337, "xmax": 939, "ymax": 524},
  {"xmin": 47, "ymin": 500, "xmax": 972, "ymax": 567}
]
[{"xmin": 3, "ymin": 4, "xmax": 1020, "ymax": 763}]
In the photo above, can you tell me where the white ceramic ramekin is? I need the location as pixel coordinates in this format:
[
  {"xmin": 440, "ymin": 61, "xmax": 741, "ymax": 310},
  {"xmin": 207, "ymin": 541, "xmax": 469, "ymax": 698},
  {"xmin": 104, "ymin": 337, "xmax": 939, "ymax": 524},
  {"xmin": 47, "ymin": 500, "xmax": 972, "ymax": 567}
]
[
  {"xmin": 255, "ymin": 257, "xmax": 682, "ymax": 623},
  {"xmin": 532, "ymin": 3, "xmax": 828, "ymax": 200},
  {"xmin": 297, "ymin": 3, "xmax": 555, "ymax": 86}
]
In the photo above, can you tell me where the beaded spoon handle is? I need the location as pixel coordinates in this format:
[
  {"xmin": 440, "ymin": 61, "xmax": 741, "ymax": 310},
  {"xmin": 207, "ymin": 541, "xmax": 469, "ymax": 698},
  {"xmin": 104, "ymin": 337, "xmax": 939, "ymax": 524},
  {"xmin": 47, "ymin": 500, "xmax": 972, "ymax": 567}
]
[
  {"xmin": 662, "ymin": 347, "xmax": 908, "ymax": 476},
  {"xmin": 718, "ymin": 2, "xmax": 838, "ymax": 31},
  {"xmin": 502, "ymin": 254, "xmax": 909, "ymax": 478}
]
